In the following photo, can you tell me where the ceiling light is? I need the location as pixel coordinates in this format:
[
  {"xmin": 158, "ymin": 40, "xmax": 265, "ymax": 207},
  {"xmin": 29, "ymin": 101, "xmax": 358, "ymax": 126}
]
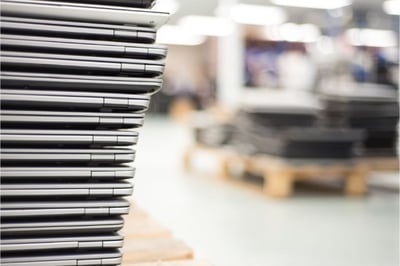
[
  {"xmin": 152, "ymin": 0, "xmax": 180, "ymax": 14},
  {"xmin": 156, "ymin": 25, "xmax": 206, "ymax": 46},
  {"xmin": 317, "ymin": 36, "xmax": 335, "ymax": 54},
  {"xmin": 271, "ymin": 0, "xmax": 352, "ymax": 10},
  {"xmin": 264, "ymin": 23, "xmax": 320, "ymax": 43},
  {"xmin": 346, "ymin": 28, "xmax": 397, "ymax": 47},
  {"xmin": 346, "ymin": 28, "xmax": 362, "ymax": 46},
  {"xmin": 230, "ymin": 4, "xmax": 287, "ymax": 25},
  {"xmin": 383, "ymin": 0, "xmax": 400, "ymax": 15},
  {"xmin": 279, "ymin": 23, "xmax": 301, "ymax": 42},
  {"xmin": 179, "ymin": 15, "xmax": 234, "ymax": 36},
  {"xmin": 300, "ymin": 24, "xmax": 320, "ymax": 42}
]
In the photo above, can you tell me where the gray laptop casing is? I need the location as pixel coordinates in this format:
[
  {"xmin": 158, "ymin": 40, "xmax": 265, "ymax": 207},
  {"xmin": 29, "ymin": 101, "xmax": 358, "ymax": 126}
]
[
  {"xmin": 1, "ymin": 148, "xmax": 135, "ymax": 163},
  {"xmin": 2, "ymin": 51, "xmax": 165, "ymax": 77},
  {"xmin": 1, "ymin": 0, "xmax": 169, "ymax": 28},
  {"xmin": 0, "ymin": 234, "xmax": 123, "ymax": 252},
  {"xmin": 1, "ymin": 34, "xmax": 167, "ymax": 59},
  {"xmin": 0, "ymin": 129, "xmax": 139, "ymax": 146},
  {"xmin": 1, "ymin": 182, "xmax": 133, "ymax": 197},
  {"xmin": 1, "ymin": 199, "xmax": 130, "ymax": 218},
  {"xmin": 1, "ymin": 166, "xmax": 135, "ymax": 180},
  {"xmin": 46, "ymin": 0, "xmax": 156, "ymax": 8},
  {"xmin": 1, "ymin": 16, "xmax": 157, "ymax": 43},
  {"xmin": 1, "ymin": 89, "xmax": 150, "ymax": 111},
  {"xmin": 0, "ymin": 110, "xmax": 145, "ymax": 128},
  {"xmin": 1, "ymin": 250, "xmax": 122, "ymax": 266},
  {"xmin": 2, "ymin": 71, "xmax": 163, "ymax": 94},
  {"xmin": 1, "ymin": 217, "xmax": 125, "ymax": 235}
]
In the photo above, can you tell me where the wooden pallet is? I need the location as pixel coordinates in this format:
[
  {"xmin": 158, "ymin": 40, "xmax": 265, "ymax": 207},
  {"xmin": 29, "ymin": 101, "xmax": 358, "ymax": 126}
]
[
  {"xmin": 123, "ymin": 209, "xmax": 193, "ymax": 265},
  {"xmin": 122, "ymin": 209, "xmax": 172, "ymax": 240},
  {"xmin": 184, "ymin": 144, "xmax": 375, "ymax": 198},
  {"xmin": 358, "ymin": 157, "xmax": 399, "ymax": 172},
  {"xmin": 122, "ymin": 208, "xmax": 200, "ymax": 265}
]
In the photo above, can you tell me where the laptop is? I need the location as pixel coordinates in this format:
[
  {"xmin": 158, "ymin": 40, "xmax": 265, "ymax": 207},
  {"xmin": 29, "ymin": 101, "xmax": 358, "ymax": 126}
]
[
  {"xmin": 1, "ymin": 199, "xmax": 130, "ymax": 218},
  {"xmin": 1, "ymin": 148, "xmax": 135, "ymax": 164},
  {"xmin": 1, "ymin": 0, "xmax": 169, "ymax": 28},
  {"xmin": 2, "ymin": 51, "xmax": 165, "ymax": 77},
  {"xmin": 234, "ymin": 126, "xmax": 365, "ymax": 159},
  {"xmin": 0, "ymin": 110, "xmax": 145, "ymax": 128},
  {"xmin": 1, "ymin": 234, "xmax": 123, "ymax": 252},
  {"xmin": 1, "ymin": 34, "xmax": 167, "ymax": 59},
  {"xmin": 46, "ymin": 0, "xmax": 157, "ymax": 8},
  {"xmin": 1, "ymin": 16, "xmax": 157, "ymax": 43},
  {"xmin": 0, "ymin": 129, "xmax": 139, "ymax": 146},
  {"xmin": 1, "ymin": 217, "xmax": 124, "ymax": 236},
  {"xmin": 239, "ymin": 91, "xmax": 321, "ymax": 128},
  {"xmin": 1, "ymin": 71, "xmax": 163, "ymax": 94},
  {"xmin": 320, "ymin": 82, "xmax": 398, "ymax": 101},
  {"xmin": 1, "ymin": 182, "xmax": 133, "ymax": 197},
  {"xmin": 1, "ymin": 250, "xmax": 122, "ymax": 266},
  {"xmin": 1, "ymin": 89, "xmax": 151, "ymax": 111},
  {"xmin": 321, "ymin": 82, "xmax": 398, "ymax": 115},
  {"xmin": 1, "ymin": 166, "xmax": 135, "ymax": 180}
]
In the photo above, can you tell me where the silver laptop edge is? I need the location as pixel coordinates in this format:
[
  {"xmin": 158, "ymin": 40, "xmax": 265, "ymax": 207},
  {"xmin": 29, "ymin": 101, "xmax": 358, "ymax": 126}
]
[{"xmin": 1, "ymin": 0, "xmax": 169, "ymax": 28}]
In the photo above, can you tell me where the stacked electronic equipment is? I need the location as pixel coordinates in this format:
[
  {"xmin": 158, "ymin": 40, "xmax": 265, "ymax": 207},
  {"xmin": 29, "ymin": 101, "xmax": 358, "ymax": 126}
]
[
  {"xmin": 0, "ymin": 0, "xmax": 169, "ymax": 265},
  {"xmin": 230, "ymin": 92, "xmax": 365, "ymax": 159},
  {"xmin": 320, "ymin": 83, "xmax": 399, "ymax": 157}
]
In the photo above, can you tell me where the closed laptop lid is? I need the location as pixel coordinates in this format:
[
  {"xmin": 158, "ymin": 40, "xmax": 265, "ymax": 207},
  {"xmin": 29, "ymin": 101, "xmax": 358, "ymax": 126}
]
[
  {"xmin": 49, "ymin": 0, "xmax": 156, "ymax": 8},
  {"xmin": 1, "ymin": 88, "xmax": 150, "ymax": 99},
  {"xmin": 1, "ymin": 166, "xmax": 135, "ymax": 179},
  {"xmin": 1, "ymin": 250, "xmax": 121, "ymax": 266},
  {"xmin": 1, "ymin": 148, "xmax": 135, "ymax": 163},
  {"xmin": 1, "ymin": 71, "xmax": 163, "ymax": 94},
  {"xmin": 1, "ymin": 34, "xmax": 167, "ymax": 59},
  {"xmin": 0, "ymin": 234, "xmax": 123, "ymax": 252},
  {"xmin": 0, "ymin": 129, "xmax": 139, "ymax": 146},
  {"xmin": 240, "ymin": 90, "xmax": 322, "ymax": 114},
  {"xmin": 2, "ymin": 198, "xmax": 129, "ymax": 209},
  {"xmin": 1, "ymin": 128, "xmax": 138, "ymax": 136},
  {"xmin": 284, "ymin": 128, "xmax": 365, "ymax": 142},
  {"xmin": 1, "ymin": 217, "xmax": 124, "ymax": 236},
  {"xmin": 0, "ymin": 15, "xmax": 158, "ymax": 32},
  {"xmin": 0, "ymin": 16, "xmax": 157, "ymax": 43},
  {"xmin": 320, "ymin": 81, "xmax": 398, "ymax": 102},
  {"xmin": 1, "ymin": 199, "xmax": 130, "ymax": 217},
  {"xmin": 1, "ymin": 0, "xmax": 169, "ymax": 28},
  {"xmin": 1, "ymin": 89, "xmax": 150, "ymax": 111},
  {"xmin": 1, "ymin": 182, "xmax": 134, "ymax": 197},
  {"xmin": 2, "ymin": 50, "xmax": 165, "ymax": 64},
  {"xmin": 1, "ymin": 109, "xmax": 145, "ymax": 118},
  {"xmin": 1, "ymin": 51, "xmax": 165, "ymax": 77},
  {"xmin": 0, "ymin": 109, "xmax": 145, "ymax": 128}
]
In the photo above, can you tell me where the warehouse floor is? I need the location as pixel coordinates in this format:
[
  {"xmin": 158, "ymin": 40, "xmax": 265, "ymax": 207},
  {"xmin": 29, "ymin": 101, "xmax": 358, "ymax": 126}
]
[{"xmin": 133, "ymin": 116, "xmax": 399, "ymax": 266}]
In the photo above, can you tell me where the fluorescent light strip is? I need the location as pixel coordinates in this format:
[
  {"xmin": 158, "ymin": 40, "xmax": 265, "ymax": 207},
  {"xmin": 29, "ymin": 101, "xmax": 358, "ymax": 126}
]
[
  {"xmin": 346, "ymin": 28, "xmax": 397, "ymax": 47},
  {"xmin": 230, "ymin": 4, "xmax": 287, "ymax": 25},
  {"xmin": 179, "ymin": 15, "xmax": 234, "ymax": 36},
  {"xmin": 271, "ymin": 0, "xmax": 352, "ymax": 10},
  {"xmin": 383, "ymin": 0, "xmax": 400, "ymax": 15},
  {"xmin": 264, "ymin": 23, "xmax": 320, "ymax": 43},
  {"xmin": 156, "ymin": 25, "xmax": 206, "ymax": 46}
]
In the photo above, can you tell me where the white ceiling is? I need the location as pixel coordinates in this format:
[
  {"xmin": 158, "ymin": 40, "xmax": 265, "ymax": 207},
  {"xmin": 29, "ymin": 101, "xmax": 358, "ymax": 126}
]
[{"xmin": 167, "ymin": 0, "xmax": 397, "ymax": 30}]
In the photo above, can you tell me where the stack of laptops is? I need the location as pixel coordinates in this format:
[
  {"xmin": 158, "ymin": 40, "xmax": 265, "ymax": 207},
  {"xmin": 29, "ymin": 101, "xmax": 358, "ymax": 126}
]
[
  {"xmin": 231, "ymin": 91, "xmax": 364, "ymax": 159},
  {"xmin": 321, "ymin": 83, "xmax": 399, "ymax": 157},
  {"xmin": 0, "ymin": 0, "xmax": 169, "ymax": 265}
]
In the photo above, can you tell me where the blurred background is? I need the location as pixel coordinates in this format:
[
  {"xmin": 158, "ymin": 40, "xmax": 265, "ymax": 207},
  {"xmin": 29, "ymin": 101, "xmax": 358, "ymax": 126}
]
[{"xmin": 134, "ymin": 0, "xmax": 399, "ymax": 265}]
